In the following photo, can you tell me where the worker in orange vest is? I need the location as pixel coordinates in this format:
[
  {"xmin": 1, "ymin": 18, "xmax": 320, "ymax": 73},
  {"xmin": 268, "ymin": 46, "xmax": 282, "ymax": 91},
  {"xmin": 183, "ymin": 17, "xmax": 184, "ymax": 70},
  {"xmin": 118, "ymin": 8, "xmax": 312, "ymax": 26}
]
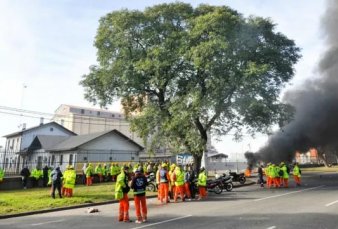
[{"xmin": 159, "ymin": 163, "xmax": 170, "ymax": 204}]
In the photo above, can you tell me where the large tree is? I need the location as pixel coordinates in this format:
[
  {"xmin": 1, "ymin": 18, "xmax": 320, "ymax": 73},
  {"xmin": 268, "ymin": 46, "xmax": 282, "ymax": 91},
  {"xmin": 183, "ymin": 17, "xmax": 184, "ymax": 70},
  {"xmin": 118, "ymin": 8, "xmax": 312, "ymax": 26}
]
[{"xmin": 81, "ymin": 3, "xmax": 300, "ymax": 170}]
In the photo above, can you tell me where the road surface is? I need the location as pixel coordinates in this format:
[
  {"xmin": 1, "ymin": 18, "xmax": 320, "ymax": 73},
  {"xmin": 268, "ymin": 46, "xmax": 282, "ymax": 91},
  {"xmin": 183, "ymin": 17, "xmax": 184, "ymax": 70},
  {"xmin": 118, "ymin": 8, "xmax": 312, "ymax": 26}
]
[{"xmin": 1, "ymin": 172, "xmax": 338, "ymax": 229}]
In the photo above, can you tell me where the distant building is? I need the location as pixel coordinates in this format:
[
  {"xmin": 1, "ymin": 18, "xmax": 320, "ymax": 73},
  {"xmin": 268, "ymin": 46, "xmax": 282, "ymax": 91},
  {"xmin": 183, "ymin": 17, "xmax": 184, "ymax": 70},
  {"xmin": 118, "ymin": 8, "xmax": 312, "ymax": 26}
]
[
  {"xmin": 27, "ymin": 129, "xmax": 144, "ymax": 172},
  {"xmin": 2, "ymin": 122, "xmax": 76, "ymax": 173},
  {"xmin": 52, "ymin": 104, "xmax": 143, "ymax": 145}
]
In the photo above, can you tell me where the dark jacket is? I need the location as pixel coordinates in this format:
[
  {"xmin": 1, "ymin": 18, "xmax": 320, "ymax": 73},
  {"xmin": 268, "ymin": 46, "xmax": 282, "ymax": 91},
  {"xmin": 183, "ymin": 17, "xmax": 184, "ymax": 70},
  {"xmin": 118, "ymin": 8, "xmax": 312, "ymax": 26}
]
[
  {"xmin": 51, "ymin": 168, "xmax": 63, "ymax": 183},
  {"xmin": 131, "ymin": 172, "xmax": 148, "ymax": 196},
  {"xmin": 20, "ymin": 167, "xmax": 30, "ymax": 178}
]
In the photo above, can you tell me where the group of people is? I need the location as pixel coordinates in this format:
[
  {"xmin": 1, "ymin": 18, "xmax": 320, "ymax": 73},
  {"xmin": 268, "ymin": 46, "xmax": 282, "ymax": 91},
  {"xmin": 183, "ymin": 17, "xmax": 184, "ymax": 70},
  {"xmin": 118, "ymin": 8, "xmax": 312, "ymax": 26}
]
[
  {"xmin": 17, "ymin": 165, "xmax": 76, "ymax": 199},
  {"xmin": 257, "ymin": 162, "xmax": 302, "ymax": 188},
  {"xmin": 114, "ymin": 162, "xmax": 208, "ymax": 224},
  {"xmin": 82, "ymin": 161, "xmax": 162, "ymax": 186}
]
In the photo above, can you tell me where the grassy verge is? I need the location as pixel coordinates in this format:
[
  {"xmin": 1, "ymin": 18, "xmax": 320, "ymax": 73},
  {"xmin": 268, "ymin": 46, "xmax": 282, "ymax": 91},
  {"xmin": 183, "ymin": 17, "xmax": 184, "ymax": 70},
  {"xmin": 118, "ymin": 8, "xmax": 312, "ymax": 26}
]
[
  {"xmin": 0, "ymin": 183, "xmax": 155, "ymax": 215},
  {"xmin": 302, "ymin": 165, "xmax": 338, "ymax": 173}
]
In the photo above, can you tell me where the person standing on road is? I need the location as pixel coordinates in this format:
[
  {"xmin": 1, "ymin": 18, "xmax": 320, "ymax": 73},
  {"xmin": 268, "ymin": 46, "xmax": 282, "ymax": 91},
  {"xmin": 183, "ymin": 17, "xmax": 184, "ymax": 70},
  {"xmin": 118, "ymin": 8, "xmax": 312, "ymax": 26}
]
[
  {"xmin": 280, "ymin": 162, "xmax": 289, "ymax": 188},
  {"xmin": 50, "ymin": 166, "xmax": 63, "ymax": 199},
  {"xmin": 115, "ymin": 165, "xmax": 131, "ymax": 222},
  {"xmin": 174, "ymin": 166, "xmax": 185, "ymax": 202},
  {"xmin": 184, "ymin": 165, "xmax": 192, "ymax": 200},
  {"xmin": 197, "ymin": 167, "xmax": 207, "ymax": 200},
  {"xmin": 131, "ymin": 166, "xmax": 148, "ymax": 224},
  {"xmin": 293, "ymin": 162, "xmax": 301, "ymax": 186},
  {"xmin": 159, "ymin": 163, "xmax": 170, "ymax": 204},
  {"xmin": 20, "ymin": 166, "xmax": 30, "ymax": 189},
  {"xmin": 258, "ymin": 164, "xmax": 264, "ymax": 187}
]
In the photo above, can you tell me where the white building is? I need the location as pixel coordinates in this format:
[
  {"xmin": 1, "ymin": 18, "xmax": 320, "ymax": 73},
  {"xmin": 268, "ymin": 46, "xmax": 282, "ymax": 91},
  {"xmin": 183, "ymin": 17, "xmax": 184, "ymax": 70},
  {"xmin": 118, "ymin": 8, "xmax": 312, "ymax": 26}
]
[
  {"xmin": 27, "ymin": 129, "xmax": 144, "ymax": 172},
  {"xmin": 2, "ymin": 122, "xmax": 76, "ymax": 173},
  {"xmin": 52, "ymin": 104, "xmax": 143, "ymax": 146}
]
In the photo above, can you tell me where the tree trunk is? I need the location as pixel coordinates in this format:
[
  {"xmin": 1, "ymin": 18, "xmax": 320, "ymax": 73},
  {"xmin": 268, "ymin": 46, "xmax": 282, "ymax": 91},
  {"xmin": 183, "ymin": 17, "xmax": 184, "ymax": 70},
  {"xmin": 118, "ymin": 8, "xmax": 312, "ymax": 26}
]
[{"xmin": 193, "ymin": 154, "xmax": 202, "ymax": 174}]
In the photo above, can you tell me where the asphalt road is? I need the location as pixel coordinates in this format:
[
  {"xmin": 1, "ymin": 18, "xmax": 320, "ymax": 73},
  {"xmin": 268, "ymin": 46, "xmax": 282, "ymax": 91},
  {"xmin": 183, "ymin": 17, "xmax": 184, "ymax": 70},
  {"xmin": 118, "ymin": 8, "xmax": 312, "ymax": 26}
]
[{"xmin": 1, "ymin": 172, "xmax": 338, "ymax": 229}]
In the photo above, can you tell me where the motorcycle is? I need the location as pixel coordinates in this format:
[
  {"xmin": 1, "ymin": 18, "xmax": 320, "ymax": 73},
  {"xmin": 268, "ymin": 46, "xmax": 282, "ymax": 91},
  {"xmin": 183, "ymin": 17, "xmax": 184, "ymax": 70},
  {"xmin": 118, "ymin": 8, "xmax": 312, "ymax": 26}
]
[
  {"xmin": 216, "ymin": 173, "xmax": 233, "ymax": 191},
  {"xmin": 229, "ymin": 171, "xmax": 246, "ymax": 184},
  {"xmin": 145, "ymin": 172, "xmax": 157, "ymax": 192},
  {"xmin": 191, "ymin": 178, "xmax": 223, "ymax": 195}
]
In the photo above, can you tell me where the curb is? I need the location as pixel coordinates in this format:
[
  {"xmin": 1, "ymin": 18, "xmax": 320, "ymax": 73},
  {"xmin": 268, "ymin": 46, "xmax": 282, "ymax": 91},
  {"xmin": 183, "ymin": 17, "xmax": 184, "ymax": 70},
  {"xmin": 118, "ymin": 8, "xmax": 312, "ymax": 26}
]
[{"xmin": 0, "ymin": 182, "xmax": 255, "ymax": 219}]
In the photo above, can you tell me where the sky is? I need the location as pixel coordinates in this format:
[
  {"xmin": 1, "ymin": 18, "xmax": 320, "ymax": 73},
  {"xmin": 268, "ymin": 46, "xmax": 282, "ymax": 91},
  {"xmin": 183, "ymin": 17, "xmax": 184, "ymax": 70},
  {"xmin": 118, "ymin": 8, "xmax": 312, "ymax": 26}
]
[{"xmin": 0, "ymin": 0, "xmax": 326, "ymax": 160}]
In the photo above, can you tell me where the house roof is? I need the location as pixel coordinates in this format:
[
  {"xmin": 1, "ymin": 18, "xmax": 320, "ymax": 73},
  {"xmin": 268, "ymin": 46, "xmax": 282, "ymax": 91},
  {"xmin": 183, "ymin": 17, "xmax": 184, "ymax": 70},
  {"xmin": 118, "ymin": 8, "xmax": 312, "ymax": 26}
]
[
  {"xmin": 50, "ymin": 129, "xmax": 144, "ymax": 151},
  {"xmin": 208, "ymin": 153, "xmax": 228, "ymax": 158},
  {"xmin": 2, "ymin": 122, "xmax": 77, "ymax": 138},
  {"xmin": 29, "ymin": 135, "xmax": 69, "ymax": 151}
]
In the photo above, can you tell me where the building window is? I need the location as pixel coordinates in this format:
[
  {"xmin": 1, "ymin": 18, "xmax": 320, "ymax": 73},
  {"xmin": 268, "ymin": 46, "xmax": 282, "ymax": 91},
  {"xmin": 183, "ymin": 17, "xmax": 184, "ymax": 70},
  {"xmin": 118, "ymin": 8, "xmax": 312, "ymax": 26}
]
[
  {"xmin": 81, "ymin": 109, "xmax": 85, "ymax": 114},
  {"xmin": 60, "ymin": 155, "xmax": 63, "ymax": 165},
  {"xmin": 50, "ymin": 127, "xmax": 54, "ymax": 132},
  {"xmin": 112, "ymin": 114, "xmax": 115, "ymax": 118},
  {"xmin": 51, "ymin": 155, "xmax": 55, "ymax": 166},
  {"xmin": 69, "ymin": 154, "xmax": 73, "ymax": 165},
  {"xmin": 97, "ymin": 111, "xmax": 100, "ymax": 116}
]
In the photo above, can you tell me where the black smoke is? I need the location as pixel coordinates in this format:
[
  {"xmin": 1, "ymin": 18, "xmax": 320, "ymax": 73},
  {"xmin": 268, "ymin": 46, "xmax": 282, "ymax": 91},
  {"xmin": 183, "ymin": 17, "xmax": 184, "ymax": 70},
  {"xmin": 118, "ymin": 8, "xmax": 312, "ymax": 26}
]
[{"xmin": 256, "ymin": 0, "xmax": 338, "ymax": 163}]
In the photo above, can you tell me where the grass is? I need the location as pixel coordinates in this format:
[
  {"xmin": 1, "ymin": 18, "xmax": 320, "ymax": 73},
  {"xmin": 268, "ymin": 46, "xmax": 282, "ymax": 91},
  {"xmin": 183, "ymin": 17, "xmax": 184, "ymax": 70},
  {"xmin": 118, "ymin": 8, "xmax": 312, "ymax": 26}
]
[
  {"xmin": 302, "ymin": 165, "xmax": 338, "ymax": 173},
  {"xmin": 0, "ymin": 183, "xmax": 155, "ymax": 216}
]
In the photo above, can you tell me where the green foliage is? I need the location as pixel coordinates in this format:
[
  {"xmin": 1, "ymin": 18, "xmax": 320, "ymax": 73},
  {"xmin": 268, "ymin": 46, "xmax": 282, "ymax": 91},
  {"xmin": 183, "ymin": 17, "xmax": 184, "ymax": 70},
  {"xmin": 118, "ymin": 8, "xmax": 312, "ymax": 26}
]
[{"xmin": 81, "ymin": 2, "xmax": 301, "ymax": 165}]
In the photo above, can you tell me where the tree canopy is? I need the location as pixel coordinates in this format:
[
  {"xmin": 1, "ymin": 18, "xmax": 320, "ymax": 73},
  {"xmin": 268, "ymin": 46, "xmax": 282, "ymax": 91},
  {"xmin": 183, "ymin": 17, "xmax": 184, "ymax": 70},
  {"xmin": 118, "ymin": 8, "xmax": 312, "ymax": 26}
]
[{"xmin": 81, "ymin": 2, "xmax": 300, "ymax": 169}]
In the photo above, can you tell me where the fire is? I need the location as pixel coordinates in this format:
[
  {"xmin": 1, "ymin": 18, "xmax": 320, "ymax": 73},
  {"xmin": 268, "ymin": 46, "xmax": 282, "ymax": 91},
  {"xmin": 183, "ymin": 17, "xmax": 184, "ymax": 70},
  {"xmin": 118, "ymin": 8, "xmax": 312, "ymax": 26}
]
[{"xmin": 244, "ymin": 168, "xmax": 251, "ymax": 177}]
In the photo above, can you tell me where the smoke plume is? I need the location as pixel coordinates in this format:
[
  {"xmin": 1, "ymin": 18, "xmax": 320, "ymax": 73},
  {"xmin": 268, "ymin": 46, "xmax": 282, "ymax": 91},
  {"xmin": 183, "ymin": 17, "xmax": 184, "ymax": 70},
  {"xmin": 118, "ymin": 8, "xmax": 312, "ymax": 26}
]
[{"xmin": 256, "ymin": 0, "xmax": 338, "ymax": 163}]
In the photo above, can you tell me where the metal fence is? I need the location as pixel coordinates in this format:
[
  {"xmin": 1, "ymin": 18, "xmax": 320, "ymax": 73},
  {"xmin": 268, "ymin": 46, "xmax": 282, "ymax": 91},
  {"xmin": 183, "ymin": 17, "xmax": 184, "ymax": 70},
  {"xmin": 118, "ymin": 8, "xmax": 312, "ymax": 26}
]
[{"xmin": 0, "ymin": 150, "xmax": 142, "ymax": 177}]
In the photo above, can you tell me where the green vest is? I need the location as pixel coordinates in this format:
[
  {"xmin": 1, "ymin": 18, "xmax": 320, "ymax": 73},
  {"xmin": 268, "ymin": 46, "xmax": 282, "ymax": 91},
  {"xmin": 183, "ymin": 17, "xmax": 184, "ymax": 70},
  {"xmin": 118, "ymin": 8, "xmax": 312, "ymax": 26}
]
[
  {"xmin": 174, "ymin": 169, "xmax": 184, "ymax": 186},
  {"xmin": 293, "ymin": 165, "xmax": 301, "ymax": 177},
  {"xmin": 0, "ymin": 168, "xmax": 4, "ymax": 181},
  {"xmin": 197, "ymin": 171, "xmax": 207, "ymax": 186}
]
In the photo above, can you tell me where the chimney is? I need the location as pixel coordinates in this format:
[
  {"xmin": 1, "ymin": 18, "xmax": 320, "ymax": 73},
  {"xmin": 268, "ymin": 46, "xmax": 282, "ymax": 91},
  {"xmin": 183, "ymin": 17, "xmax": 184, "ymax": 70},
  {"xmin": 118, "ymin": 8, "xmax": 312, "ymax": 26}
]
[
  {"xmin": 40, "ymin": 117, "xmax": 44, "ymax": 126},
  {"xmin": 22, "ymin": 123, "xmax": 26, "ymax": 130}
]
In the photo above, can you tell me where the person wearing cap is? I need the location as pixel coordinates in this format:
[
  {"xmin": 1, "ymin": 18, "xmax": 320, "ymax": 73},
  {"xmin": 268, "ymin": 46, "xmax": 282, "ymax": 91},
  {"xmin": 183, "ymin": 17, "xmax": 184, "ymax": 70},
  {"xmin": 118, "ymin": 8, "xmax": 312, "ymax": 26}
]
[
  {"xmin": 159, "ymin": 163, "xmax": 170, "ymax": 203},
  {"xmin": 197, "ymin": 167, "xmax": 207, "ymax": 200},
  {"xmin": 115, "ymin": 165, "xmax": 131, "ymax": 222},
  {"xmin": 131, "ymin": 166, "xmax": 148, "ymax": 223},
  {"xmin": 50, "ymin": 167, "xmax": 63, "ymax": 199}
]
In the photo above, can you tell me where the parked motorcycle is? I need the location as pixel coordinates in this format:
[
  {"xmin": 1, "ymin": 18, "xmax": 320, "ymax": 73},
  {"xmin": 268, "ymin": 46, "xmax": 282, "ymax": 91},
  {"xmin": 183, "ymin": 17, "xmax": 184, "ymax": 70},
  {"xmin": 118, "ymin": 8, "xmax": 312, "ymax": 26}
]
[
  {"xmin": 145, "ymin": 172, "xmax": 157, "ymax": 192},
  {"xmin": 191, "ymin": 178, "xmax": 223, "ymax": 195},
  {"xmin": 216, "ymin": 173, "xmax": 233, "ymax": 191},
  {"xmin": 229, "ymin": 171, "xmax": 246, "ymax": 184}
]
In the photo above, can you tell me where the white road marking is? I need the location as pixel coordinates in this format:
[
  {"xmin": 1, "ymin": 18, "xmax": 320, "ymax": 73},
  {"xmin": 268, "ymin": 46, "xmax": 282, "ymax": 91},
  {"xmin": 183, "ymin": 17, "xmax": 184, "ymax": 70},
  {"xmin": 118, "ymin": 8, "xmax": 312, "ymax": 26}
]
[
  {"xmin": 254, "ymin": 185, "xmax": 325, "ymax": 202},
  {"xmin": 31, "ymin": 219, "xmax": 64, "ymax": 226},
  {"xmin": 131, "ymin": 215, "xmax": 192, "ymax": 229},
  {"xmin": 267, "ymin": 226, "xmax": 276, "ymax": 229},
  {"xmin": 325, "ymin": 200, "xmax": 338, "ymax": 207}
]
